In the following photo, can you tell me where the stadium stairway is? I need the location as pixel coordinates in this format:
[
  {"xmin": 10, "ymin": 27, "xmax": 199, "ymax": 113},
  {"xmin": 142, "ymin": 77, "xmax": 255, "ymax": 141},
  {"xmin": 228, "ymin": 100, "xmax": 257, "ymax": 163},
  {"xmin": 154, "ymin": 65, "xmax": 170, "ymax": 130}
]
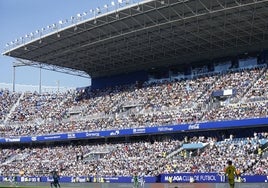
[
  {"xmin": 166, "ymin": 142, "xmax": 209, "ymax": 159},
  {"xmin": 166, "ymin": 147, "xmax": 184, "ymax": 159},
  {"xmin": 2, "ymin": 152, "xmax": 30, "ymax": 165},
  {"xmin": 3, "ymin": 92, "xmax": 24, "ymax": 124},
  {"xmin": 262, "ymin": 151, "xmax": 268, "ymax": 159},
  {"xmin": 261, "ymin": 141, "xmax": 268, "ymax": 158}
]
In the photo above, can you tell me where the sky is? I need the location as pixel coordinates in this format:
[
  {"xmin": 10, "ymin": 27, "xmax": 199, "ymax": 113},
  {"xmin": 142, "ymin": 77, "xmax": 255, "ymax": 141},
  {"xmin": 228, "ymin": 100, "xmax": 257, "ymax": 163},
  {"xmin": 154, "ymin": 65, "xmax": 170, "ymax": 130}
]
[{"xmin": 0, "ymin": 0, "xmax": 140, "ymax": 92}]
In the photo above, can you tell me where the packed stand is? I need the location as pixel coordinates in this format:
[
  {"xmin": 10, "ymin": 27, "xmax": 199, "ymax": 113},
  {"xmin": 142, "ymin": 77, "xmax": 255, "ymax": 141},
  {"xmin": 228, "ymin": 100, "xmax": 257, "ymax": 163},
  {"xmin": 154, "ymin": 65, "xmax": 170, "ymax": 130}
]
[
  {"xmin": 0, "ymin": 138, "xmax": 182, "ymax": 177},
  {"xmin": 0, "ymin": 133, "xmax": 267, "ymax": 177},
  {"xmin": 0, "ymin": 89, "xmax": 21, "ymax": 137},
  {"xmin": 243, "ymin": 67, "xmax": 268, "ymax": 102},
  {"xmin": 1, "ymin": 66, "xmax": 268, "ymax": 137},
  {"xmin": 205, "ymin": 67, "xmax": 264, "ymax": 103},
  {"xmin": 203, "ymin": 101, "xmax": 268, "ymax": 121},
  {"xmin": 2, "ymin": 75, "xmax": 217, "ymax": 136},
  {"xmin": 156, "ymin": 132, "xmax": 268, "ymax": 175},
  {"xmin": 0, "ymin": 89, "xmax": 21, "ymax": 123},
  {"xmin": 6, "ymin": 91, "xmax": 76, "ymax": 123}
]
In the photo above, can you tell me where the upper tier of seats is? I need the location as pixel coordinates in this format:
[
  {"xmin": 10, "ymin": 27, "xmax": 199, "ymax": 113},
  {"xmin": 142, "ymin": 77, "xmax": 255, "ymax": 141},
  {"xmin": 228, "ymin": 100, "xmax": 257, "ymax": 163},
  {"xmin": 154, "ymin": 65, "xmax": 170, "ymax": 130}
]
[{"xmin": 0, "ymin": 65, "xmax": 267, "ymax": 136}]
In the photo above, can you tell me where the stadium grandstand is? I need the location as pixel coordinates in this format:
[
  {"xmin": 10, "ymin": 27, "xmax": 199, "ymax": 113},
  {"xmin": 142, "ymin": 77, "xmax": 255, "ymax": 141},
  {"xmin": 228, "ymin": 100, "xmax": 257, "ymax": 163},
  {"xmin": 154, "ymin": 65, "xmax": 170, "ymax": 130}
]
[{"xmin": 1, "ymin": 0, "xmax": 268, "ymax": 186}]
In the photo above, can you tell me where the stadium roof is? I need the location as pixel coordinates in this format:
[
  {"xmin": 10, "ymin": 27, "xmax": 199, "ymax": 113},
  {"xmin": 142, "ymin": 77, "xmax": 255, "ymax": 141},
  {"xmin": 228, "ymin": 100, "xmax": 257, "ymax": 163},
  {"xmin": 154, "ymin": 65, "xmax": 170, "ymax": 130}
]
[{"xmin": 3, "ymin": 0, "xmax": 268, "ymax": 78}]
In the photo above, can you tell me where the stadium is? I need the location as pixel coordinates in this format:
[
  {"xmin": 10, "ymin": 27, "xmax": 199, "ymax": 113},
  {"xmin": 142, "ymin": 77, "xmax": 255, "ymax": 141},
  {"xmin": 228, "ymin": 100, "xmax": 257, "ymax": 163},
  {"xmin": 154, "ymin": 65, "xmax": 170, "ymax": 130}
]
[{"xmin": 1, "ymin": 0, "xmax": 268, "ymax": 188}]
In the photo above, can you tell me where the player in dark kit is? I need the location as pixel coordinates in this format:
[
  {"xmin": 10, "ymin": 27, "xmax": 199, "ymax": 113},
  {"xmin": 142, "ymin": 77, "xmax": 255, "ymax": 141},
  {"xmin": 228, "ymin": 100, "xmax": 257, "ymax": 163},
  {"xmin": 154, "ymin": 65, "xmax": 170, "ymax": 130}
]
[
  {"xmin": 133, "ymin": 173, "xmax": 139, "ymax": 188},
  {"xmin": 225, "ymin": 160, "xmax": 238, "ymax": 188},
  {"xmin": 50, "ymin": 171, "xmax": 61, "ymax": 188}
]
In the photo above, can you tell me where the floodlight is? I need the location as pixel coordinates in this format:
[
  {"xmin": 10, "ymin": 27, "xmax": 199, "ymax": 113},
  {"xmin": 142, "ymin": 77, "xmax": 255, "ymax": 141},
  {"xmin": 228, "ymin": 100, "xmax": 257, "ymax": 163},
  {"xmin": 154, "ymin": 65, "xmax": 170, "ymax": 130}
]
[
  {"xmin": 111, "ymin": 1, "xmax": 115, "ymax": 6},
  {"xmin": 77, "ymin": 13, "xmax": 82, "ymax": 17},
  {"xmin": 30, "ymin": 32, "xmax": 34, "ymax": 36},
  {"xmin": 104, "ymin": 4, "xmax": 108, "ymax": 8},
  {"xmin": 118, "ymin": 0, "xmax": 123, "ymax": 3},
  {"xmin": 59, "ymin": 20, "xmax": 63, "ymax": 25},
  {"xmin": 71, "ymin": 16, "xmax": 76, "ymax": 23},
  {"xmin": 36, "ymin": 30, "xmax": 39, "ymax": 34},
  {"xmin": 90, "ymin": 9, "xmax": 94, "ymax": 13},
  {"xmin": 25, "ymin": 34, "xmax": 29, "ymax": 38},
  {"xmin": 6, "ymin": 43, "xmax": 9, "ymax": 47},
  {"xmin": 96, "ymin": 7, "xmax": 101, "ymax": 14},
  {"xmin": 83, "ymin": 12, "xmax": 87, "ymax": 16},
  {"xmin": 42, "ymin": 27, "xmax": 46, "ymax": 31}
]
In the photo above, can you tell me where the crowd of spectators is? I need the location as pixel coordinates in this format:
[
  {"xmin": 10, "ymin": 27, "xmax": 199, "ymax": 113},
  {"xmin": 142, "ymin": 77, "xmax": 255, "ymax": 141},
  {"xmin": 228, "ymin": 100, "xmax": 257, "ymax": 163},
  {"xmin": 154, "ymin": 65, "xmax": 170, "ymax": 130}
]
[
  {"xmin": 0, "ymin": 66, "xmax": 267, "ymax": 137},
  {"xmin": 0, "ymin": 133, "xmax": 267, "ymax": 177},
  {"xmin": 159, "ymin": 133, "xmax": 268, "ymax": 175},
  {"xmin": 0, "ymin": 89, "xmax": 21, "ymax": 124},
  {"xmin": 0, "ymin": 64, "xmax": 268, "ymax": 177},
  {"xmin": 6, "ymin": 91, "xmax": 75, "ymax": 123},
  {"xmin": 0, "ymin": 137, "xmax": 182, "ymax": 177},
  {"xmin": 244, "ymin": 67, "xmax": 268, "ymax": 102}
]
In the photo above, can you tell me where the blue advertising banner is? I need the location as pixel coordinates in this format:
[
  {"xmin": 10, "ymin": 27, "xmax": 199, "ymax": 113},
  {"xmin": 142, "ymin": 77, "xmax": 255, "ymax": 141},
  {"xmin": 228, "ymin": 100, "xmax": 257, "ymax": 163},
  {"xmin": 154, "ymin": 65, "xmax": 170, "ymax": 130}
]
[
  {"xmin": 160, "ymin": 173, "xmax": 268, "ymax": 183},
  {"xmin": 96, "ymin": 176, "xmax": 156, "ymax": 183},
  {"xmin": 2, "ymin": 117, "xmax": 268, "ymax": 143},
  {"xmin": 0, "ymin": 176, "xmax": 156, "ymax": 183},
  {"xmin": 241, "ymin": 175, "xmax": 268, "ymax": 183},
  {"xmin": 0, "ymin": 138, "xmax": 6, "ymax": 143},
  {"xmin": 161, "ymin": 173, "xmax": 220, "ymax": 183},
  {"xmin": 0, "ymin": 174, "xmax": 267, "ymax": 183}
]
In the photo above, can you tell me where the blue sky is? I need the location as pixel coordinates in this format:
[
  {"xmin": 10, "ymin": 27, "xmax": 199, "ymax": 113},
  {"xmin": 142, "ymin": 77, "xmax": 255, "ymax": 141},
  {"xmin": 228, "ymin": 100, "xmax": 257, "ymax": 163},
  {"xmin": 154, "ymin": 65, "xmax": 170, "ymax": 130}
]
[{"xmin": 0, "ymin": 0, "xmax": 138, "ymax": 91}]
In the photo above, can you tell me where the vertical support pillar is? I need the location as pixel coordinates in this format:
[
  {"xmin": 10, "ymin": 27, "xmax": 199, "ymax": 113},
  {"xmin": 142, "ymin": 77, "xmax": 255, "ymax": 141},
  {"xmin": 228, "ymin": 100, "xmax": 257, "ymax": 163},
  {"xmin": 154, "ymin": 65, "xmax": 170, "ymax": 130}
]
[
  {"xmin": 39, "ymin": 66, "xmax": 42, "ymax": 94},
  {"xmin": 13, "ymin": 65, "xmax": 16, "ymax": 92}
]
